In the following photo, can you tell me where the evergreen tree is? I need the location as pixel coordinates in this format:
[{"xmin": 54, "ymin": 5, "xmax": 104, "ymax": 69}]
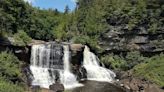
[{"xmin": 64, "ymin": 5, "xmax": 70, "ymax": 14}]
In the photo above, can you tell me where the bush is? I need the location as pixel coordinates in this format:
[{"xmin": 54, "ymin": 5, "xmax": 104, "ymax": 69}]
[
  {"xmin": 100, "ymin": 51, "xmax": 147, "ymax": 71},
  {"xmin": 13, "ymin": 30, "xmax": 32, "ymax": 46},
  {"xmin": 0, "ymin": 51, "xmax": 22, "ymax": 82},
  {"xmin": 125, "ymin": 51, "xmax": 147, "ymax": 69},
  {"xmin": 0, "ymin": 51, "xmax": 25, "ymax": 91},
  {"xmin": 100, "ymin": 54, "xmax": 127, "ymax": 70},
  {"xmin": 0, "ymin": 77, "xmax": 24, "ymax": 92},
  {"xmin": 133, "ymin": 54, "xmax": 164, "ymax": 87}
]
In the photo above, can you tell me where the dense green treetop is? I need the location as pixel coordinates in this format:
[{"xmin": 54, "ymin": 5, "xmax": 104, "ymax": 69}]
[{"xmin": 0, "ymin": 0, "xmax": 163, "ymax": 42}]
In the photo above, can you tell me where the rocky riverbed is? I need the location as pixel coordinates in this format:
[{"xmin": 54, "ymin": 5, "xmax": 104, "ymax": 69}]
[
  {"xmin": 114, "ymin": 71, "xmax": 164, "ymax": 92},
  {"xmin": 65, "ymin": 80, "xmax": 125, "ymax": 92}
]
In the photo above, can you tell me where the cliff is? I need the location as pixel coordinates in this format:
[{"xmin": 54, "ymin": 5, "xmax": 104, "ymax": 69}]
[{"xmin": 99, "ymin": 28, "xmax": 164, "ymax": 55}]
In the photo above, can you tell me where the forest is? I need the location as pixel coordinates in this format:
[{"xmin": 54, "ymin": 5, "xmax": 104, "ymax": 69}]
[{"xmin": 0, "ymin": 0, "xmax": 164, "ymax": 91}]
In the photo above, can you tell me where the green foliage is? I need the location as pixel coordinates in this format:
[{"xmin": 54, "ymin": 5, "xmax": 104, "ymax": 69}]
[
  {"xmin": 27, "ymin": 8, "xmax": 61, "ymax": 40},
  {"xmin": 53, "ymin": 14, "xmax": 70, "ymax": 41},
  {"xmin": 133, "ymin": 54, "xmax": 164, "ymax": 87},
  {"xmin": 13, "ymin": 30, "xmax": 32, "ymax": 46},
  {"xmin": 100, "ymin": 51, "xmax": 147, "ymax": 70},
  {"xmin": 0, "ymin": 51, "xmax": 25, "ymax": 91},
  {"xmin": 0, "ymin": 0, "xmax": 64, "ymax": 41},
  {"xmin": 101, "ymin": 52, "xmax": 164, "ymax": 87},
  {"xmin": 0, "ymin": 0, "xmax": 33, "ymax": 34},
  {"xmin": 0, "ymin": 77, "xmax": 24, "ymax": 92},
  {"xmin": 0, "ymin": 0, "xmax": 164, "ymax": 43},
  {"xmin": 0, "ymin": 51, "xmax": 22, "ymax": 81},
  {"xmin": 73, "ymin": 36, "xmax": 91, "ymax": 44},
  {"xmin": 125, "ymin": 51, "xmax": 147, "ymax": 69},
  {"xmin": 100, "ymin": 54, "xmax": 127, "ymax": 70}
]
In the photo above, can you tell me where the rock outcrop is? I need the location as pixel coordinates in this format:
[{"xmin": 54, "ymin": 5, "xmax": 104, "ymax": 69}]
[
  {"xmin": 100, "ymin": 28, "xmax": 164, "ymax": 55},
  {"xmin": 115, "ymin": 71, "xmax": 164, "ymax": 92}
]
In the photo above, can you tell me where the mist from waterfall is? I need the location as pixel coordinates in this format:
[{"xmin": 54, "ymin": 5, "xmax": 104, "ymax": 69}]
[
  {"xmin": 83, "ymin": 46, "xmax": 116, "ymax": 82},
  {"xmin": 30, "ymin": 44, "xmax": 82, "ymax": 89}
]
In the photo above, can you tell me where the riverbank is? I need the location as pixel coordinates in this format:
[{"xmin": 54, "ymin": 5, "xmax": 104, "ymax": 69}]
[{"xmin": 114, "ymin": 70, "xmax": 164, "ymax": 92}]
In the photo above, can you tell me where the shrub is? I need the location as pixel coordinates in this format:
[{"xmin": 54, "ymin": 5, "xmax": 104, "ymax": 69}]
[
  {"xmin": 100, "ymin": 51, "xmax": 147, "ymax": 71},
  {"xmin": 0, "ymin": 51, "xmax": 22, "ymax": 82},
  {"xmin": 133, "ymin": 54, "xmax": 164, "ymax": 87},
  {"xmin": 0, "ymin": 77, "xmax": 24, "ymax": 92},
  {"xmin": 125, "ymin": 51, "xmax": 147, "ymax": 69},
  {"xmin": 0, "ymin": 51, "xmax": 25, "ymax": 91},
  {"xmin": 13, "ymin": 30, "xmax": 32, "ymax": 46},
  {"xmin": 100, "ymin": 54, "xmax": 127, "ymax": 70}
]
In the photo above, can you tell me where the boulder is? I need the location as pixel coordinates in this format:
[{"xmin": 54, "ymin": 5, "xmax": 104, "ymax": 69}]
[{"xmin": 49, "ymin": 83, "xmax": 64, "ymax": 92}]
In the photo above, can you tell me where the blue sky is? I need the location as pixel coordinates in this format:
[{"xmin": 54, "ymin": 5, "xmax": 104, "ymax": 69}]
[{"xmin": 24, "ymin": 0, "xmax": 76, "ymax": 12}]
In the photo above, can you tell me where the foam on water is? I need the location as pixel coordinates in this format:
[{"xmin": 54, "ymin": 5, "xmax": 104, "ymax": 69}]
[
  {"xmin": 83, "ymin": 46, "xmax": 116, "ymax": 82},
  {"xmin": 30, "ymin": 44, "xmax": 82, "ymax": 89}
]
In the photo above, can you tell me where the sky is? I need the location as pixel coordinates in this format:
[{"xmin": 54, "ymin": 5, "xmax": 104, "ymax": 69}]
[{"xmin": 24, "ymin": 0, "xmax": 77, "ymax": 12}]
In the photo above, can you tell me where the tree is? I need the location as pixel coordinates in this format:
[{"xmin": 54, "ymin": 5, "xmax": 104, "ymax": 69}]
[
  {"xmin": 64, "ymin": 5, "xmax": 70, "ymax": 14},
  {"xmin": 13, "ymin": 30, "xmax": 32, "ymax": 46}
]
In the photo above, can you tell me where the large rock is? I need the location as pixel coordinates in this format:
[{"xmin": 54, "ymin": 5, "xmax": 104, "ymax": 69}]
[
  {"xmin": 49, "ymin": 83, "xmax": 64, "ymax": 92},
  {"xmin": 28, "ymin": 39, "xmax": 46, "ymax": 46},
  {"xmin": 70, "ymin": 44, "xmax": 84, "ymax": 52}
]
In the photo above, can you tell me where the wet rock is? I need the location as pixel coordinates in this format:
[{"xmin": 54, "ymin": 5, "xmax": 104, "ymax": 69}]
[
  {"xmin": 22, "ymin": 66, "xmax": 34, "ymax": 86},
  {"xmin": 71, "ymin": 80, "xmax": 126, "ymax": 92},
  {"xmin": 77, "ymin": 66, "xmax": 87, "ymax": 80},
  {"xmin": 49, "ymin": 83, "xmax": 64, "ymax": 92},
  {"xmin": 31, "ymin": 85, "xmax": 41, "ymax": 92}
]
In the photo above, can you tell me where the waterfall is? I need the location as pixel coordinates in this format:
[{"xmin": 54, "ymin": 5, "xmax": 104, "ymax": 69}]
[
  {"xmin": 60, "ymin": 45, "xmax": 83, "ymax": 89},
  {"xmin": 30, "ymin": 43, "xmax": 82, "ymax": 89},
  {"xmin": 30, "ymin": 44, "xmax": 55, "ymax": 88},
  {"xmin": 83, "ymin": 46, "xmax": 116, "ymax": 82}
]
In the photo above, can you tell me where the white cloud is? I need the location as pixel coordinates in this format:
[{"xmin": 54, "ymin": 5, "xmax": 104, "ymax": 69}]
[{"xmin": 24, "ymin": 0, "xmax": 36, "ymax": 4}]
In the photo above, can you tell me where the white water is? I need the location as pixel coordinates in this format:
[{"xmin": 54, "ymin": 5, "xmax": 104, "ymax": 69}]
[
  {"xmin": 60, "ymin": 45, "xmax": 83, "ymax": 89},
  {"xmin": 83, "ymin": 46, "xmax": 116, "ymax": 82},
  {"xmin": 30, "ymin": 44, "xmax": 54, "ymax": 88},
  {"xmin": 30, "ymin": 44, "xmax": 82, "ymax": 89}
]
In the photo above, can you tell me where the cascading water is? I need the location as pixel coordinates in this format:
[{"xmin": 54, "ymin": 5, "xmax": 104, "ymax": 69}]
[
  {"xmin": 30, "ymin": 44, "xmax": 55, "ymax": 88},
  {"xmin": 83, "ymin": 46, "xmax": 116, "ymax": 82},
  {"xmin": 30, "ymin": 43, "xmax": 82, "ymax": 89},
  {"xmin": 60, "ymin": 45, "xmax": 83, "ymax": 88}
]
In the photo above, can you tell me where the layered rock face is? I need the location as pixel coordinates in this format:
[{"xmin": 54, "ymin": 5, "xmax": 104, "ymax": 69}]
[{"xmin": 100, "ymin": 28, "xmax": 164, "ymax": 54}]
